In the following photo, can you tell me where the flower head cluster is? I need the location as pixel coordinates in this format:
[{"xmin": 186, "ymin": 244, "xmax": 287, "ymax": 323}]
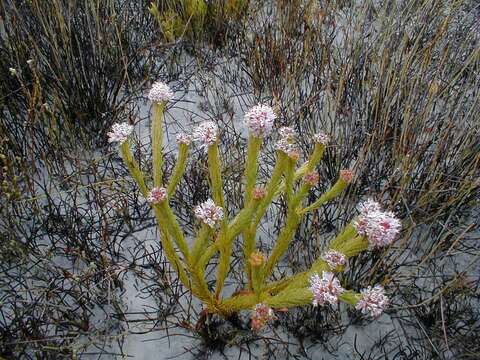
[
  {"xmin": 148, "ymin": 81, "xmax": 173, "ymax": 103},
  {"xmin": 244, "ymin": 104, "xmax": 276, "ymax": 138},
  {"xmin": 193, "ymin": 121, "xmax": 218, "ymax": 150},
  {"xmin": 339, "ymin": 169, "xmax": 354, "ymax": 183},
  {"xmin": 107, "ymin": 122, "xmax": 134, "ymax": 144},
  {"xmin": 355, "ymin": 285, "xmax": 389, "ymax": 318},
  {"xmin": 146, "ymin": 187, "xmax": 167, "ymax": 204},
  {"xmin": 313, "ymin": 131, "xmax": 330, "ymax": 145},
  {"xmin": 194, "ymin": 198, "xmax": 224, "ymax": 227},
  {"xmin": 322, "ymin": 250, "xmax": 347, "ymax": 269},
  {"xmin": 304, "ymin": 171, "xmax": 320, "ymax": 186},
  {"xmin": 275, "ymin": 140, "xmax": 300, "ymax": 160},
  {"xmin": 176, "ymin": 133, "xmax": 192, "ymax": 146},
  {"xmin": 278, "ymin": 126, "xmax": 295, "ymax": 140},
  {"xmin": 252, "ymin": 187, "xmax": 266, "ymax": 200},
  {"xmin": 354, "ymin": 199, "xmax": 401, "ymax": 247},
  {"xmin": 251, "ymin": 303, "xmax": 275, "ymax": 331},
  {"xmin": 309, "ymin": 271, "xmax": 344, "ymax": 306}
]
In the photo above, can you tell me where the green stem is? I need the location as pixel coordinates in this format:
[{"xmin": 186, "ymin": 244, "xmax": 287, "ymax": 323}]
[
  {"xmin": 192, "ymin": 224, "xmax": 213, "ymax": 263},
  {"xmin": 244, "ymin": 152, "xmax": 286, "ymax": 288},
  {"xmin": 275, "ymin": 142, "xmax": 326, "ymax": 197},
  {"xmin": 152, "ymin": 102, "xmax": 165, "ymax": 187},
  {"xmin": 207, "ymin": 142, "xmax": 225, "ymax": 208},
  {"xmin": 244, "ymin": 136, "xmax": 262, "ymax": 204},
  {"xmin": 284, "ymin": 157, "xmax": 296, "ymax": 205},
  {"xmin": 336, "ymin": 235, "xmax": 369, "ymax": 257},
  {"xmin": 120, "ymin": 141, "xmax": 148, "ymax": 197},
  {"xmin": 299, "ymin": 176, "xmax": 350, "ymax": 215},
  {"xmin": 152, "ymin": 207, "xmax": 191, "ymax": 290},
  {"xmin": 157, "ymin": 201, "xmax": 192, "ymax": 263},
  {"xmin": 167, "ymin": 143, "xmax": 190, "ymax": 197},
  {"xmin": 261, "ymin": 211, "xmax": 301, "ymax": 281}
]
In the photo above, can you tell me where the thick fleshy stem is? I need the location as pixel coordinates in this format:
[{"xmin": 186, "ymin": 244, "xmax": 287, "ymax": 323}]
[
  {"xmin": 261, "ymin": 211, "xmax": 301, "ymax": 282},
  {"xmin": 207, "ymin": 142, "xmax": 225, "ymax": 208},
  {"xmin": 299, "ymin": 174, "xmax": 351, "ymax": 215},
  {"xmin": 251, "ymin": 264, "xmax": 264, "ymax": 296},
  {"xmin": 206, "ymin": 142, "xmax": 232, "ymax": 298},
  {"xmin": 151, "ymin": 207, "xmax": 191, "ymax": 290},
  {"xmin": 192, "ymin": 224, "xmax": 213, "ymax": 263},
  {"xmin": 329, "ymin": 223, "xmax": 358, "ymax": 250},
  {"xmin": 275, "ymin": 142, "xmax": 326, "ymax": 196},
  {"xmin": 156, "ymin": 202, "xmax": 213, "ymax": 304},
  {"xmin": 167, "ymin": 142, "xmax": 190, "ymax": 197},
  {"xmin": 264, "ymin": 224, "xmax": 358, "ymax": 294},
  {"xmin": 296, "ymin": 142, "xmax": 326, "ymax": 177},
  {"xmin": 269, "ymin": 236, "xmax": 368, "ymax": 295},
  {"xmin": 336, "ymin": 235, "xmax": 369, "ymax": 257},
  {"xmin": 284, "ymin": 156, "xmax": 296, "ymax": 205},
  {"xmin": 119, "ymin": 142, "xmax": 195, "ymax": 294},
  {"xmin": 152, "ymin": 102, "xmax": 165, "ymax": 187},
  {"xmin": 244, "ymin": 153, "xmax": 286, "ymax": 288},
  {"xmin": 244, "ymin": 136, "xmax": 262, "ymax": 204},
  {"xmin": 265, "ymin": 287, "xmax": 360, "ymax": 310},
  {"xmin": 252, "ymin": 152, "xmax": 287, "ymax": 227},
  {"xmin": 155, "ymin": 201, "xmax": 192, "ymax": 263},
  {"xmin": 119, "ymin": 141, "xmax": 149, "ymax": 197}
]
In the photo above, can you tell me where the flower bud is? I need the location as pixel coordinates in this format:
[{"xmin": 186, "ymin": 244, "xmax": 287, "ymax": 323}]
[
  {"xmin": 252, "ymin": 187, "xmax": 266, "ymax": 200},
  {"xmin": 249, "ymin": 250, "xmax": 265, "ymax": 267},
  {"xmin": 339, "ymin": 169, "xmax": 353, "ymax": 183},
  {"xmin": 304, "ymin": 171, "xmax": 319, "ymax": 186}
]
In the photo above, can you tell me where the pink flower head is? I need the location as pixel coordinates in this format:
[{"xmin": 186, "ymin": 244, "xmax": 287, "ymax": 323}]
[
  {"xmin": 278, "ymin": 126, "xmax": 295, "ymax": 140},
  {"xmin": 309, "ymin": 271, "xmax": 344, "ymax": 307},
  {"xmin": 339, "ymin": 169, "xmax": 354, "ymax": 183},
  {"xmin": 194, "ymin": 198, "xmax": 224, "ymax": 227},
  {"xmin": 176, "ymin": 133, "xmax": 192, "ymax": 146},
  {"xmin": 313, "ymin": 131, "xmax": 330, "ymax": 145},
  {"xmin": 244, "ymin": 104, "xmax": 276, "ymax": 138},
  {"xmin": 146, "ymin": 187, "xmax": 167, "ymax": 204},
  {"xmin": 252, "ymin": 187, "xmax": 266, "ymax": 200},
  {"xmin": 322, "ymin": 250, "xmax": 347, "ymax": 269},
  {"xmin": 251, "ymin": 303, "xmax": 275, "ymax": 331},
  {"xmin": 275, "ymin": 138, "xmax": 299, "ymax": 160},
  {"xmin": 148, "ymin": 81, "xmax": 173, "ymax": 103},
  {"xmin": 107, "ymin": 122, "xmax": 134, "ymax": 144},
  {"xmin": 356, "ymin": 285, "xmax": 389, "ymax": 318},
  {"xmin": 304, "ymin": 171, "xmax": 320, "ymax": 186},
  {"xmin": 354, "ymin": 200, "xmax": 402, "ymax": 247},
  {"xmin": 193, "ymin": 121, "xmax": 218, "ymax": 150}
]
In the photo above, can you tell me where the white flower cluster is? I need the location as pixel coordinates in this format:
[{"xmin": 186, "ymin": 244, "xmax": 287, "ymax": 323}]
[
  {"xmin": 354, "ymin": 199, "xmax": 401, "ymax": 247},
  {"xmin": 321, "ymin": 250, "xmax": 347, "ymax": 269},
  {"xmin": 194, "ymin": 198, "xmax": 224, "ymax": 227},
  {"xmin": 146, "ymin": 187, "xmax": 167, "ymax": 204},
  {"xmin": 355, "ymin": 285, "xmax": 389, "ymax": 318},
  {"xmin": 176, "ymin": 133, "xmax": 192, "ymax": 145},
  {"xmin": 193, "ymin": 121, "xmax": 218, "ymax": 150},
  {"xmin": 148, "ymin": 81, "xmax": 173, "ymax": 103},
  {"xmin": 313, "ymin": 131, "xmax": 330, "ymax": 145},
  {"xmin": 107, "ymin": 122, "xmax": 134, "ymax": 144},
  {"xmin": 244, "ymin": 104, "xmax": 276, "ymax": 138},
  {"xmin": 309, "ymin": 271, "xmax": 345, "ymax": 306}
]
